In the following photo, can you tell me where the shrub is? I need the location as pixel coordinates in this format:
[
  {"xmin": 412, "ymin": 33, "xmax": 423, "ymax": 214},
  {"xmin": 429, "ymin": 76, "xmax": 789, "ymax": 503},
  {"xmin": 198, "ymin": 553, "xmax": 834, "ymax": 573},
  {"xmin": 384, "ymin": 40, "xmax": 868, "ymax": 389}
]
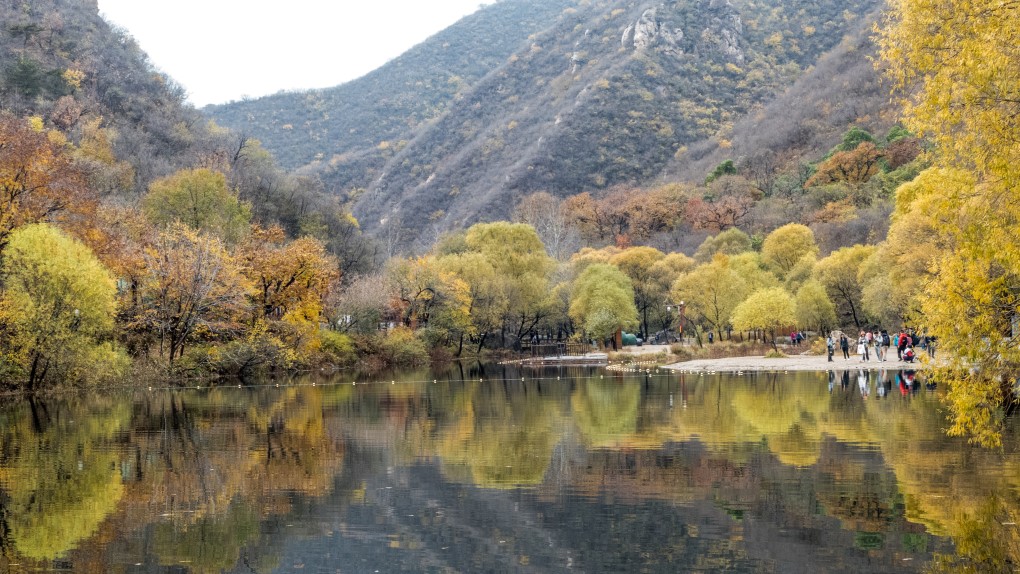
[
  {"xmin": 808, "ymin": 337, "xmax": 828, "ymax": 355},
  {"xmin": 378, "ymin": 327, "xmax": 429, "ymax": 368},
  {"xmin": 609, "ymin": 352, "xmax": 635, "ymax": 364},
  {"xmin": 177, "ymin": 326, "xmax": 296, "ymax": 379},
  {"xmin": 319, "ymin": 330, "xmax": 356, "ymax": 366}
]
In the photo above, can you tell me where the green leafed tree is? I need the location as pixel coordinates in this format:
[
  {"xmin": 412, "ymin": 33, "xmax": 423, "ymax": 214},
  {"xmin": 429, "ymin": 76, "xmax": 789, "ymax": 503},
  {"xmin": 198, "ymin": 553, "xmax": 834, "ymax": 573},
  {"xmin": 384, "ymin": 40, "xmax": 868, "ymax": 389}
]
[
  {"xmin": 569, "ymin": 263, "xmax": 638, "ymax": 344},
  {"xmin": 671, "ymin": 254, "xmax": 750, "ymax": 341},
  {"xmin": 0, "ymin": 224, "xmax": 126, "ymax": 388},
  {"xmin": 142, "ymin": 168, "xmax": 251, "ymax": 244},
  {"xmin": 836, "ymin": 126, "xmax": 875, "ymax": 152}
]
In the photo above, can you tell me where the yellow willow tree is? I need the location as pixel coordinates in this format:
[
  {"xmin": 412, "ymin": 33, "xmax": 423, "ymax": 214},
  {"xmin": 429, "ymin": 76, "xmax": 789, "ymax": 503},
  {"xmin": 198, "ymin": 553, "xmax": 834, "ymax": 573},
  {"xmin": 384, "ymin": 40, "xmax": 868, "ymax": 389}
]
[
  {"xmin": 0, "ymin": 224, "xmax": 126, "ymax": 389},
  {"xmin": 761, "ymin": 223, "xmax": 819, "ymax": 282},
  {"xmin": 569, "ymin": 263, "xmax": 638, "ymax": 345},
  {"xmin": 731, "ymin": 287, "xmax": 797, "ymax": 352},
  {"xmin": 880, "ymin": 0, "xmax": 1020, "ymax": 446},
  {"xmin": 671, "ymin": 254, "xmax": 750, "ymax": 341},
  {"xmin": 463, "ymin": 222, "xmax": 554, "ymax": 347},
  {"xmin": 436, "ymin": 252, "xmax": 506, "ymax": 355}
]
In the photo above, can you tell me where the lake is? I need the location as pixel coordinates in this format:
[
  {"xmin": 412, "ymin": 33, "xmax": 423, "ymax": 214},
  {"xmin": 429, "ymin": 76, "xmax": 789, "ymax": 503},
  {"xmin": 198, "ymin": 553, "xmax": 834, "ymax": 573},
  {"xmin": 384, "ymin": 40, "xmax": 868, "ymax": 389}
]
[{"xmin": 0, "ymin": 364, "xmax": 1017, "ymax": 573}]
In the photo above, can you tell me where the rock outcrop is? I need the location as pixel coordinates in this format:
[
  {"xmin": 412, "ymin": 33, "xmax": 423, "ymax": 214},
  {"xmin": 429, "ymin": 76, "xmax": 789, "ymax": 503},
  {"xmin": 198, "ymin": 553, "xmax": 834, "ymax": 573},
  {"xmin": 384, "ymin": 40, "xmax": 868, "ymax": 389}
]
[
  {"xmin": 622, "ymin": 1, "xmax": 743, "ymax": 63},
  {"xmin": 623, "ymin": 7, "xmax": 685, "ymax": 56},
  {"xmin": 699, "ymin": 0, "xmax": 745, "ymax": 63}
]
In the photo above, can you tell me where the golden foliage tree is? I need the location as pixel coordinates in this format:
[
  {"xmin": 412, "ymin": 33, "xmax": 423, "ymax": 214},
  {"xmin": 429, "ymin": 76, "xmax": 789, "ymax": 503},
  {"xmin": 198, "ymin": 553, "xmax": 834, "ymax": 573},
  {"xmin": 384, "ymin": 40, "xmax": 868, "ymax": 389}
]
[
  {"xmin": 0, "ymin": 224, "xmax": 126, "ymax": 389},
  {"xmin": 805, "ymin": 142, "xmax": 883, "ymax": 190},
  {"xmin": 0, "ymin": 115, "xmax": 94, "ymax": 254},
  {"xmin": 237, "ymin": 226, "xmax": 338, "ymax": 356},
  {"xmin": 731, "ymin": 287, "xmax": 797, "ymax": 351},
  {"xmin": 138, "ymin": 223, "xmax": 250, "ymax": 365},
  {"xmin": 880, "ymin": 0, "xmax": 1020, "ymax": 446},
  {"xmin": 240, "ymin": 226, "xmax": 335, "ymax": 320}
]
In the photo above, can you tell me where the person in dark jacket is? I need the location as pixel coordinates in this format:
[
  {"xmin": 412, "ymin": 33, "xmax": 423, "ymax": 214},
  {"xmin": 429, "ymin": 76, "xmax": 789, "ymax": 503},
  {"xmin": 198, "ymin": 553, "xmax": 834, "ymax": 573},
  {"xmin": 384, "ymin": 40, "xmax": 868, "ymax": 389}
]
[{"xmin": 840, "ymin": 334, "xmax": 850, "ymax": 360}]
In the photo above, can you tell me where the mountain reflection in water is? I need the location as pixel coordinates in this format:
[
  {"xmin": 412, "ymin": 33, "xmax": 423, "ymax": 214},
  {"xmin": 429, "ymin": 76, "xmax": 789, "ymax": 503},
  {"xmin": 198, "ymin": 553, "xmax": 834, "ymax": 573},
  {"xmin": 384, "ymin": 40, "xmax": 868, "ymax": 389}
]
[{"xmin": 0, "ymin": 366, "xmax": 1018, "ymax": 573}]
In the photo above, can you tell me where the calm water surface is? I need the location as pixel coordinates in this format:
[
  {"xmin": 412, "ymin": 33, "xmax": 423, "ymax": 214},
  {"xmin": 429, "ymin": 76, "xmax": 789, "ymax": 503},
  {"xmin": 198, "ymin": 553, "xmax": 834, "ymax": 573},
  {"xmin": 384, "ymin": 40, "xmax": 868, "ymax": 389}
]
[{"xmin": 1, "ymin": 365, "xmax": 1018, "ymax": 573}]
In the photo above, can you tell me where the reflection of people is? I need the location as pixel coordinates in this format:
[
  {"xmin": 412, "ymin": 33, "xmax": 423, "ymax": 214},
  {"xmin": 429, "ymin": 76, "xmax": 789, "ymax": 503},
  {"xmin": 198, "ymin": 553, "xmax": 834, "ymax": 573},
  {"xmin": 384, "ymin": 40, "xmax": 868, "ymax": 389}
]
[
  {"xmin": 905, "ymin": 370, "xmax": 917, "ymax": 392},
  {"xmin": 898, "ymin": 372, "xmax": 910, "ymax": 396},
  {"xmin": 858, "ymin": 369, "xmax": 869, "ymax": 398},
  {"xmin": 828, "ymin": 370, "xmax": 835, "ymax": 393}
]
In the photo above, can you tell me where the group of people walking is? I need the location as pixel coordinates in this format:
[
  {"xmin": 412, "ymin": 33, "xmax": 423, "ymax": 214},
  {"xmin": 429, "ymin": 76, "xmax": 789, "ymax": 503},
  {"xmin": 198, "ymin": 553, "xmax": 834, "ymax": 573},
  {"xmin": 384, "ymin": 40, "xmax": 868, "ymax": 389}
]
[{"xmin": 825, "ymin": 329, "xmax": 936, "ymax": 363}]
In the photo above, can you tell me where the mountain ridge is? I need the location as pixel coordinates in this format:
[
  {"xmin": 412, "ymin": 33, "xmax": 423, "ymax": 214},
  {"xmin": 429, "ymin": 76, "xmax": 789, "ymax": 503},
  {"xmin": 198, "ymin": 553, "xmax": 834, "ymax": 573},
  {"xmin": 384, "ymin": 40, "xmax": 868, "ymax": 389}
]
[{"xmin": 205, "ymin": 0, "xmax": 891, "ymax": 246}]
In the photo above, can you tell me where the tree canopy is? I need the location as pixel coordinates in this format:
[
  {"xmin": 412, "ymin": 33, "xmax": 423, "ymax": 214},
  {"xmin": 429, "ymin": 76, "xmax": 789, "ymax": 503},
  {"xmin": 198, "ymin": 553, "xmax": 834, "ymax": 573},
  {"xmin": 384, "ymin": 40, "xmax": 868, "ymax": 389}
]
[
  {"xmin": 880, "ymin": 0, "xmax": 1020, "ymax": 446},
  {"xmin": 142, "ymin": 168, "xmax": 251, "ymax": 244},
  {"xmin": 569, "ymin": 263, "xmax": 638, "ymax": 342},
  {"xmin": 0, "ymin": 224, "xmax": 125, "ymax": 388},
  {"xmin": 731, "ymin": 287, "xmax": 797, "ymax": 350}
]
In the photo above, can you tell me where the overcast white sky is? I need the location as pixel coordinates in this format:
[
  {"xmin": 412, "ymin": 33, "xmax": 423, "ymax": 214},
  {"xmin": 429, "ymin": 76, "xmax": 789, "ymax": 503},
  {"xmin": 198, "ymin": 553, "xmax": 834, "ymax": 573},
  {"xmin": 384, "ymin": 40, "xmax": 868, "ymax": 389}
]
[{"xmin": 97, "ymin": 1, "xmax": 486, "ymax": 107}]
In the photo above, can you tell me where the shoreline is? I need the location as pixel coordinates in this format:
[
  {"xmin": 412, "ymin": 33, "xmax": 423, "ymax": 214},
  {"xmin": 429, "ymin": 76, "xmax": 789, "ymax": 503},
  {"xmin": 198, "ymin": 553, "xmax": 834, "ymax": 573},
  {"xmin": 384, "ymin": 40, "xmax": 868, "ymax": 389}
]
[{"xmin": 663, "ymin": 353, "xmax": 927, "ymax": 372}]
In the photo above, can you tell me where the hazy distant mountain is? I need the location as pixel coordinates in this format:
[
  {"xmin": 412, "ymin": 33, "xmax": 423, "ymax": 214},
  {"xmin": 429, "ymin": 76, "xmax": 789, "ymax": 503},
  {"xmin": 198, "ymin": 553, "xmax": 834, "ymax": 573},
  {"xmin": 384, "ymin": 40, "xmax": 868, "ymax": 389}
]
[
  {"xmin": 206, "ymin": 0, "xmax": 891, "ymax": 245},
  {"xmin": 203, "ymin": 0, "xmax": 576, "ymax": 171}
]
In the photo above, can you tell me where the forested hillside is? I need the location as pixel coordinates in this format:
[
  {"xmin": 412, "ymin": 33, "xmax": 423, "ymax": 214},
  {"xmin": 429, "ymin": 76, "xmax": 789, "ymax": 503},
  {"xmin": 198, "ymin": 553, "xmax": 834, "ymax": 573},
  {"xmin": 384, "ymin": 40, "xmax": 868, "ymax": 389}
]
[
  {"xmin": 0, "ymin": 0, "xmax": 217, "ymax": 190},
  {"xmin": 207, "ymin": 0, "xmax": 888, "ymax": 246}
]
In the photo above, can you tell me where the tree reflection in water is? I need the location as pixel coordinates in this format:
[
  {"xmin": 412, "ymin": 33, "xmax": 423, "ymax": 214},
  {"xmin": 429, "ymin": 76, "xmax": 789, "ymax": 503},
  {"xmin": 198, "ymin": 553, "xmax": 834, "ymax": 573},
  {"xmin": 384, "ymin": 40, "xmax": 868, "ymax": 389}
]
[{"xmin": 0, "ymin": 368, "xmax": 1017, "ymax": 572}]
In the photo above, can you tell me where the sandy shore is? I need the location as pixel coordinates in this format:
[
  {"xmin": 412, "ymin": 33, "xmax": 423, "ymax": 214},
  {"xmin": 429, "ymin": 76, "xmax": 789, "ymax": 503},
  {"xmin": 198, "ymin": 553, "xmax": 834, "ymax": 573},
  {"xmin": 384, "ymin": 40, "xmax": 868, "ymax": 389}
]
[
  {"xmin": 664, "ymin": 352, "xmax": 925, "ymax": 372},
  {"xmin": 610, "ymin": 344, "xmax": 927, "ymax": 371}
]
